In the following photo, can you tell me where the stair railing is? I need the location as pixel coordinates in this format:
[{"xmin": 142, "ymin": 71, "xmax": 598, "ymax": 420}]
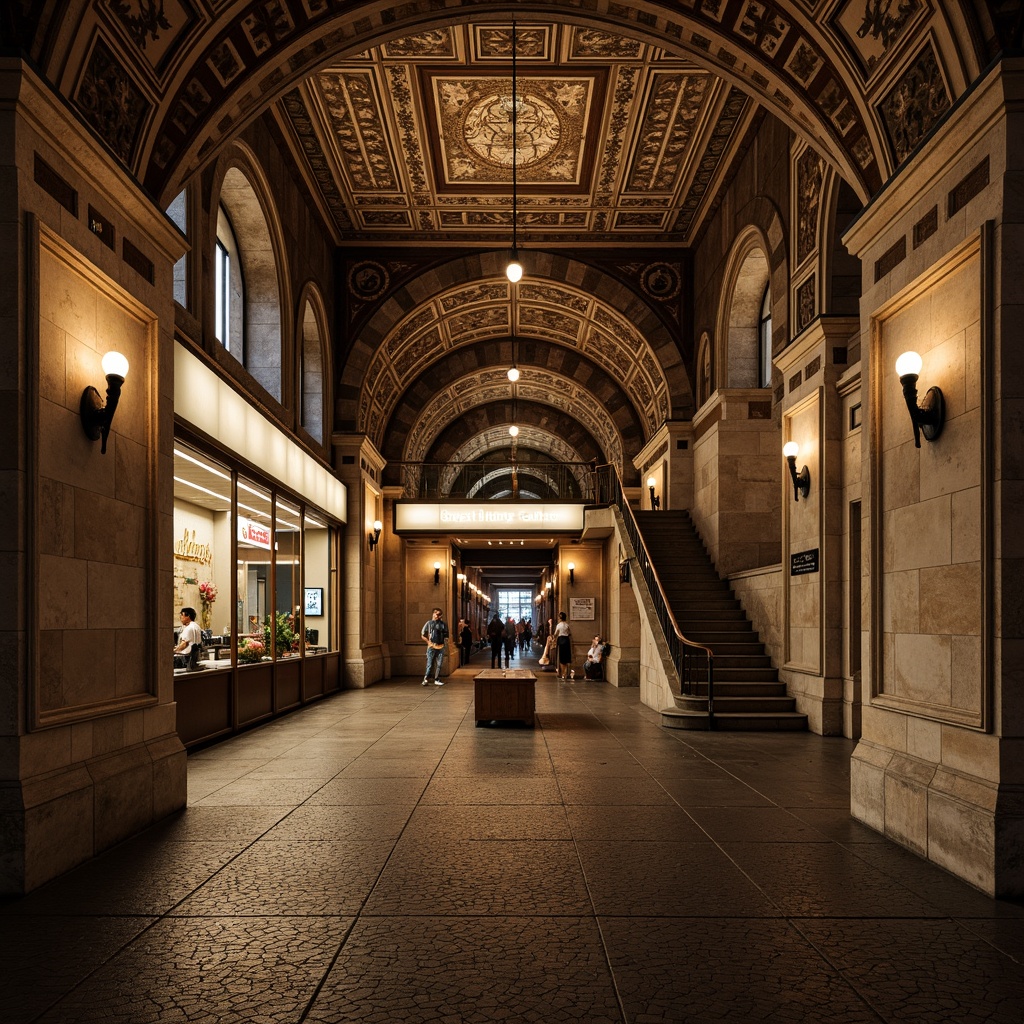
[{"xmin": 595, "ymin": 465, "xmax": 715, "ymax": 727}]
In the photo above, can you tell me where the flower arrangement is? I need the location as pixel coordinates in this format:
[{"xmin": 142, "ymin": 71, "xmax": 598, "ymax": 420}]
[
  {"xmin": 198, "ymin": 581, "xmax": 217, "ymax": 628},
  {"xmin": 263, "ymin": 611, "xmax": 296, "ymax": 656},
  {"xmin": 238, "ymin": 638, "xmax": 265, "ymax": 664}
]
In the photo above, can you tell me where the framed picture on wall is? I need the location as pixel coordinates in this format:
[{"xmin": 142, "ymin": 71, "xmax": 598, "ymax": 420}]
[{"xmin": 304, "ymin": 587, "xmax": 323, "ymax": 616}]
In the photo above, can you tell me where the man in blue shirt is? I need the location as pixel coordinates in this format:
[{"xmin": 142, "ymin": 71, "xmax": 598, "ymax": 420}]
[{"xmin": 421, "ymin": 607, "xmax": 448, "ymax": 685}]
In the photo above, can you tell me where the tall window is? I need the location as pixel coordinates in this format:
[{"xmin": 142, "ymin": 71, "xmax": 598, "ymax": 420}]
[
  {"xmin": 758, "ymin": 283, "xmax": 772, "ymax": 389},
  {"xmin": 167, "ymin": 191, "xmax": 188, "ymax": 308},
  {"xmin": 215, "ymin": 204, "xmax": 244, "ymax": 357}
]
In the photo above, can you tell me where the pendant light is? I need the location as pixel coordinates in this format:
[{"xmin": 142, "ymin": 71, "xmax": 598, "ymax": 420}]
[{"xmin": 506, "ymin": 21, "xmax": 523, "ymax": 284}]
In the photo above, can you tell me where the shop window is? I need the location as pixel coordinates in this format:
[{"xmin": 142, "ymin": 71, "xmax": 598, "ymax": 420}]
[
  {"xmin": 174, "ymin": 436, "xmax": 338, "ymax": 667},
  {"xmin": 172, "ymin": 443, "xmax": 233, "ymax": 657},
  {"xmin": 274, "ymin": 497, "xmax": 302, "ymax": 657},
  {"xmin": 237, "ymin": 475, "xmax": 274, "ymax": 661},
  {"xmin": 303, "ymin": 508, "xmax": 334, "ymax": 653}
]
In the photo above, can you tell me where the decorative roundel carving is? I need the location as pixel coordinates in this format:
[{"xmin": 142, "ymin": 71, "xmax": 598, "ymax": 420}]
[
  {"xmin": 640, "ymin": 262, "xmax": 681, "ymax": 301},
  {"xmin": 463, "ymin": 91, "xmax": 561, "ymax": 169},
  {"xmin": 348, "ymin": 261, "xmax": 390, "ymax": 301}
]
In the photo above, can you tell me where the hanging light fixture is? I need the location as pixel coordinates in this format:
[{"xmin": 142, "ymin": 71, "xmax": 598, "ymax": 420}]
[{"xmin": 505, "ymin": 21, "xmax": 523, "ymax": 285}]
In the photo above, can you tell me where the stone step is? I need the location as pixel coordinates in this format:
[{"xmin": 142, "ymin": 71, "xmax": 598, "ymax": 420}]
[{"xmin": 660, "ymin": 708, "xmax": 810, "ymax": 731}]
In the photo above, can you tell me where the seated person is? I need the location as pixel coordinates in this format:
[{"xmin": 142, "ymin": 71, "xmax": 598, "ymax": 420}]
[
  {"xmin": 584, "ymin": 634, "xmax": 605, "ymax": 680},
  {"xmin": 173, "ymin": 607, "xmax": 203, "ymax": 668}
]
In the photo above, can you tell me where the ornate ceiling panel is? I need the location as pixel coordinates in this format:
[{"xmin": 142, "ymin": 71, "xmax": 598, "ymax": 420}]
[
  {"xmin": 357, "ymin": 275, "xmax": 668, "ymax": 455},
  {"xmin": 282, "ymin": 22, "xmax": 752, "ymax": 245}
]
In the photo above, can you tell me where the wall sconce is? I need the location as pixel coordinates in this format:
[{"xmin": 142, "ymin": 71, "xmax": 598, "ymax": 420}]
[
  {"xmin": 568, "ymin": 562, "xmax": 575, "ymax": 586},
  {"xmin": 896, "ymin": 351, "xmax": 945, "ymax": 448},
  {"xmin": 646, "ymin": 476, "xmax": 661, "ymax": 510},
  {"xmin": 80, "ymin": 351, "xmax": 129, "ymax": 455},
  {"xmin": 433, "ymin": 561, "xmax": 441, "ymax": 586},
  {"xmin": 457, "ymin": 572, "xmax": 467, "ymax": 600},
  {"xmin": 782, "ymin": 441, "xmax": 811, "ymax": 501},
  {"xmin": 368, "ymin": 519, "xmax": 382, "ymax": 551}
]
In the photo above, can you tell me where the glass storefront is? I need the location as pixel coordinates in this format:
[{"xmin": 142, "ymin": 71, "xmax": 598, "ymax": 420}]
[{"xmin": 173, "ymin": 439, "xmax": 339, "ymax": 668}]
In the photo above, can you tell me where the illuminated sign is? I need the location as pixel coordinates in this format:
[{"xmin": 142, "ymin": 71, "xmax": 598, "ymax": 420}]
[
  {"xmin": 238, "ymin": 515, "xmax": 272, "ymax": 549},
  {"xmin": 394, "ymin": 502, "xmax": 585, "ymax": 532}
]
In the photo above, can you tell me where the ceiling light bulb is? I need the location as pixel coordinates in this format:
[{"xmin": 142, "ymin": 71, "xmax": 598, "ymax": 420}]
[
  {"xmin": 506, "ymin": 254, "xmax": 523, "ymax": 283},
  {"xmin": 507, "ymin": 366, "xmax": 520, "ymax": 382},
  {"xmin": 508, "ymin": 424, "xmax": 519, "ymax": 437}
]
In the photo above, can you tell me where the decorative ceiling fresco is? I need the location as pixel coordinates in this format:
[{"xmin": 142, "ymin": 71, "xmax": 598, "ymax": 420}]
[
  {"xmin": 12, "ymin": 0, "xmax": 998, "ymax": 496},
  {"xmin": 281, "ymin": 23, "xmax": 753, "ymax": 246}
]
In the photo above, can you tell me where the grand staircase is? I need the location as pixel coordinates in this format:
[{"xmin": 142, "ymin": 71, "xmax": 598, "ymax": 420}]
[{"xmin": 633, "ymin": 510, "xmax": 807, "ymax": 731}]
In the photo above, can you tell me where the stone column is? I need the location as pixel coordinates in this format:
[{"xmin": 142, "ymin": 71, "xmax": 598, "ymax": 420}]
[
  {"xmin": 331, "ymin": 433, "xmax": 386, "ymax": 688},
  {"xmin": 843, "ymin": 60, "xmax": 1023, "ymax": 896},
  {"xmin": 0, "ymin": 63, "xmax": 187, "ymax": 893}
]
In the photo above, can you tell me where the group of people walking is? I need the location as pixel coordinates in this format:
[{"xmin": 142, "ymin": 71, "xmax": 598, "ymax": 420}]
[
  {"xmin": 422, "ymin": 607, "xmax": 607, "ymax": 682},
  {"xmin": 485, "ymin": 613, "xmax": 533, "ymax": 668}
]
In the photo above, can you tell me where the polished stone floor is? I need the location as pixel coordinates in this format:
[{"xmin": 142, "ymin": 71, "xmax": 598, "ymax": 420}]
[{"xmin": 3, "ymin": 649, "xmax": 1024, "ymax": 1023}]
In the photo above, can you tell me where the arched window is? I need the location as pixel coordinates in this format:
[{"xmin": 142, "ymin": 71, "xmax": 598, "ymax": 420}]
[
  {"xmin": 300, "ymin": 299, "xmax": 325, "ymax": 444},
  {"xmin": 216, "ymin": 163, "xmax": 283, "ymax": 401},
  {"xmin": 758, "ymin": 283, "xmax": 772, "ymax": 389},
  {"xmin": 696, "ymin": 333, "xmax": 712, "ymax": 408},
  {"xmin": 167, "ymin": 190, "xmax": 187, "ymax": 309},
  {"xmin": 721, "ymin": 241, "xmax": 770, "ymax": 388},
  {"xmin": 215, "ymin": 205, "xmax": 244, "ymax": 357}
]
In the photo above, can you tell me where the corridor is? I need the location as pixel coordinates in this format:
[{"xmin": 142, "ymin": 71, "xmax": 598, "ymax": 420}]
[{"xmin": 3, "ymin": 652, "xmax": 1023, "ymax": 1023}]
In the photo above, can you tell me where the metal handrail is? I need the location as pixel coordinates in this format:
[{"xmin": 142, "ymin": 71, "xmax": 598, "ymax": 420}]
[{"xmin": 596, "ymin": 465, "xmax": 715, "ymax": 727}]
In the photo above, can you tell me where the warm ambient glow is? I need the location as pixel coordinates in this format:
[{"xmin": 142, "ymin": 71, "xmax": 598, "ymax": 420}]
[
  {"xmin": 568, "ymin": 562, "xmax": 575, "ymax": 571},
  {"xmin": 433, "ymin": 561, "xmax": 441, "ymax": 570},
  {"xmin": 101, "ymin": 350, "xmax": 130, "ymax": 379},
  {"xmin": 506, "ymin": 256, "xmax": 523, "ymax": 283},
  {"xmin": 508, "ymin": 424, "xmax": 519, "ymax": 437},
  {"xmin": 646, "ymin": 476, "xmax": 656, "ymax": 488},
  {"xmin": 895, "ymin": 351, "xmax": 923, "ymax": 378},
  {"xmin": 372, "ymin": 519, "xmax": 382, "ymax": 532},
  {"xmin": 782, "ymin": 441, "xmax": 799, "ymax": 458},
  {"xmin": 507, "ymin": 365, "xmax": 520, "ymax": 382}
]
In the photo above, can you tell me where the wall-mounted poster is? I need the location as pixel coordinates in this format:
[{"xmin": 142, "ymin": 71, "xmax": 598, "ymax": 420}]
[
  {"xmin": 304, "ymin": 587, "xmax": 323, "ymax": 616},
  {"xmin": 569, "ymin": 597, "xmax": 594, "ymax": 621}
]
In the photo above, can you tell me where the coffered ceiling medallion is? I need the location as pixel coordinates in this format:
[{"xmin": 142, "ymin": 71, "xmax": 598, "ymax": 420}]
[{"xmin": 433, "ymin": 75, "xmax": 593, "ymax": 187}]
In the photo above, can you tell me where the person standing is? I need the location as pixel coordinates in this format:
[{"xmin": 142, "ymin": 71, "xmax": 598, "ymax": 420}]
[
  {"xmin": 503, "ymin": 616, "xmax": 517, "ymax": 667},
  {"xmin": 459, "ymin": 619, "xmax": 473, "ymax": 666},
  {"xmin": 553, "ymin": 611, "xmax": 572, "ymax": 680},
  {"xmin": 421, "ymin": 607, "xmax": 449, "ymax": 686},
  {"xmin": 486, "ymin": 612, "xmax": 504, "ymax": 668}
]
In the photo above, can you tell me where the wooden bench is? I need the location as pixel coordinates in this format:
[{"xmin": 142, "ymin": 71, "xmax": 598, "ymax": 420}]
[{"xmin": 473, "ymin": 668, "xmax": 536, "ymax": 727}]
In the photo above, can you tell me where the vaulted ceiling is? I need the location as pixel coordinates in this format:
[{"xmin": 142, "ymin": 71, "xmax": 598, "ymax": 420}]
[{"xmin": 11, "ymin": 0, "xmax": 1007, "ymax": 497}]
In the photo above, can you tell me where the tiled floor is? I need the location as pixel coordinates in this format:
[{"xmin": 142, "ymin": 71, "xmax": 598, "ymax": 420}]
[{"xmin": 3, "ymin": 649, "xmax": 1023, "ymax": 1023}]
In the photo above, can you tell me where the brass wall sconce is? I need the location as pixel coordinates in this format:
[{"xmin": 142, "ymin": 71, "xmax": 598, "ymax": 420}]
[
  {"xmin": 646, "ymin": 476, "xmax": 661, "ymax": 510},
  {"xmin": 782, "ymin": 441, "xmax": 811, "ymax": 501},
  {"xmin": 568, "ymin": 562, "xmax": 575, "ymax": 586},
  {"xmin": 368, "ymin": 519, "xmax": 382, "ymax": 551},
  {"xmin": 896, "ymin": 351, "xmax": 945, "ymax": 448},
  {"xmin": 433, "ymin": 561, "xmax": 441, "ymax": 586},
  {"xmin": 80, "ymin": 351, "xmax": 129, "ymax": 455}
]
